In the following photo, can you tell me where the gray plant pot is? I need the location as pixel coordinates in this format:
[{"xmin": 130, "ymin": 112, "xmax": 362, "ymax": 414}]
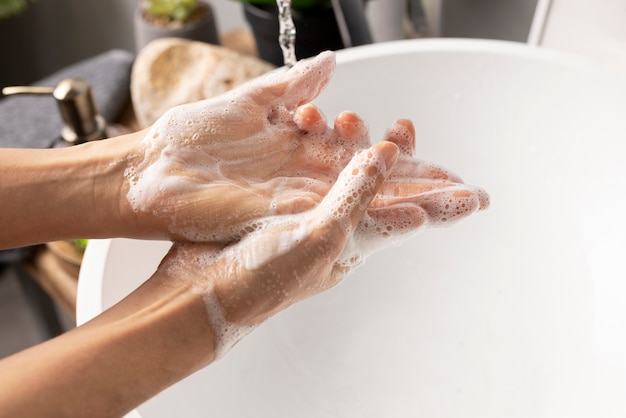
[{"xmin": 134, "ymin": 1, "xmax": 220, "ymax": 52}]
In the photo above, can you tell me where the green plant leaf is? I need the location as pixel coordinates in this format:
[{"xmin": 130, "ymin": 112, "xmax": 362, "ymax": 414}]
[
  {"xmin": 0, "ymin": 0, "xmax": 36, "ymax": 20},
  {"xmin": 72, "ymin": 239, "xmax": 89, "ymax": 252},
  {"xmin": 143, "ymin": 0, "xmax": 198, "ymax": 22}
]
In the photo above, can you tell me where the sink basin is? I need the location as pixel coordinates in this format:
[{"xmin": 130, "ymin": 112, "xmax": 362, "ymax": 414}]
[{"xmin": 77, "ymin": 39, "xmax": 626, "ymax": 417}]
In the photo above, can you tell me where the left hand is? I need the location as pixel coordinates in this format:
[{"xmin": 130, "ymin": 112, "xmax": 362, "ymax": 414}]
[{"xmin": 158, "ymin": 142, "xmax": 398, "ymax": 358}]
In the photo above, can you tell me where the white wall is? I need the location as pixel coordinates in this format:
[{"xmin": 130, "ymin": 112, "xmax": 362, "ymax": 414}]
[
  {"xmin": 539, "ymin": 0, "xmax": 626, "ymax": 74},
  {"xmin": 439, "ymin": 0, "xmax": 538, "ymax": 42}
]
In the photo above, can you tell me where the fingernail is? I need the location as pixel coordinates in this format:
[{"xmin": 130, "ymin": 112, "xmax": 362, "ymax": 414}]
[{"xmin": 334, "ymin": 111, "xmax": 362, "ymax": 139}]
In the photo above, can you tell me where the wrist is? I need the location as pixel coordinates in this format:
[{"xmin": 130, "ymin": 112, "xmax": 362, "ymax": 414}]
[
  {"xmin": 59, "ymin": 129, "xmax": 148, "ymax": 241},
  {"xmin": 159, "ymin": 244, "xmax": 261, "ymax": 360},
  {"xmin": 0, "ymin": 133, "xmax": 143, "ymax": 248},
  {"xmin": 91, "ymin": 266, "xmax": 218, "ymax": 368},
  {"xmin": 87, "ymin": 129, "xmax": 149, "ymax": 239},
  {"xmin": 0, "ymin": 263, "xmax": 217, "ymax": 417}
]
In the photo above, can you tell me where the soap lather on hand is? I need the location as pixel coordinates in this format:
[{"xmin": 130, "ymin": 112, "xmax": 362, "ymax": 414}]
[
  {"xmin": 0, "ymin": 49, "xmax": 489, "ymax": 418},
  {"xmin": 124, "ymin": 49, "xmax": 489, "ymax": 352},
  {"xmin": 124, "ymin": 50, "xmax": 489, "ymax": 249}
]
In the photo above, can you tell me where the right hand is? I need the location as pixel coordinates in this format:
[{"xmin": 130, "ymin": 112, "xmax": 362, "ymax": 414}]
[
  {"xmin": 123, "ymin": 51, "xmax": 488, "ymax": 244},
  {"xmin": 158, "ymin": 142, "xmax": 399, "ymax": 359}
]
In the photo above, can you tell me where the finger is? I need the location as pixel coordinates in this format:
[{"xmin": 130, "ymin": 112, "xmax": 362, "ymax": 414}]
[
  {"xmin": 333, "ymin": 111, "xmax": 370, "ymax": 144},
  {"xmin": 388, "ymin": 156, "xmax": 464, "ymax": 183},
  {"xmin": 418, "ymin": 187, "xmax": 485, "ymax": 225},
  {"xmin": 476, "ymin": 187, "xmax": 490, "ymax": 210},
  {"xmin": 381, "ymin": 119, "xmax": 465, "ymax": 182},
  {"xmin": 294, "ymin": 103, "xmax": 327, "ymax": 133},
  {"xmin": 363, "ymin": 205, "xmax": 429, "ymax": 235},
  {"xmin": 247, "ymin": 51, "xmax": 336, "ymax": 109},
  {"xmin": 374, "ymin": 185, "xmax": 488, "ymax": 226},
  {"xmin": 376, "ymin": 179, "xmax": 460, "ymax": 198},
  {"xmin": 318, "ymin": 141, "xmax": 399, "ymax": 231},
  {"xmin": 383, "ymin": 119, "xmax": 415, "ymax": 156}
]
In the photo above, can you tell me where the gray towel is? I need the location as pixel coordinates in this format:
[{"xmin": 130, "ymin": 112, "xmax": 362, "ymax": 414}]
[{"xmin": 0, "ymin": 49, "xmax": 134, "ymax": 149}]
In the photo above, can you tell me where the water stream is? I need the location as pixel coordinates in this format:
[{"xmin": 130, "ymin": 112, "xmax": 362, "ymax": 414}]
[{"xmin": 276, "ymin": 0, "xmax": 297, "ymax": 67}]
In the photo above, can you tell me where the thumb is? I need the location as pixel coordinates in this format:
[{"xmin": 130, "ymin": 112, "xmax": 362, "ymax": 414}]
[
  {"xmin": 318, "ymin": 141, "xmax": 399, "ymax": 231},
  {"xmin": 247, "ymin": 51, "xmax": 336, "ymax": 109}
]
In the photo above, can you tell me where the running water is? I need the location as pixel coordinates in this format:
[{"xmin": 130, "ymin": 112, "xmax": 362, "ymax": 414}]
[{"xmin": 276, "ymin": 0, "xmax": 297, "ymax": 67}]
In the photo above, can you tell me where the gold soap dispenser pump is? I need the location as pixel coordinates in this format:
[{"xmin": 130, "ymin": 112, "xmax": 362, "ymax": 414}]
[{"xmin": 2, "ymin": 78, "xmax": 108, "ymax": 145}]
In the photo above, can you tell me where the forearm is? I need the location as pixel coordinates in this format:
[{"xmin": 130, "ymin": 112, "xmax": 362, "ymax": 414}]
[
  {"xmin": 0, "ymin": 132, "xmax": 144, "ymax": 249},
  {"xmin": 0, "ymin": 268, "xmax": 216, "ymax": 418}
]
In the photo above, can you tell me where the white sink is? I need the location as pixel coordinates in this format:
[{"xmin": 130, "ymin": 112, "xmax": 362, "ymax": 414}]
[{"xmin": 77, "ymin": 39, "xmax": 626, "ymax": 417}]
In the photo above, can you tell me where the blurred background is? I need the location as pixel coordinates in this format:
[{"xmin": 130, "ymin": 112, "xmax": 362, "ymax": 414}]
[
  {"xmin": 3, "ymin": 0, "xmax": 626, "ymax": 86},
  {"xmin": 0, "ymin": 0, "xmax": 543, "ymax": 87}
]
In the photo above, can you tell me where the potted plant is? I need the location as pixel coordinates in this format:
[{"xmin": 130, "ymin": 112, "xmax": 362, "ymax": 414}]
[
  {"xmin": 239, "ymin": 0, "xmax": 371, "ymax": 66},
  {"xmin": 0, "ymin": 0, "xmax": 36, "ymax": 20},
  {"xmin": 134, "ymin": 0, "xmax": 220, "ymax": 51}
]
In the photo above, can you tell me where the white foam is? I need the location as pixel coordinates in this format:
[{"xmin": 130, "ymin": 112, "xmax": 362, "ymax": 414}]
[{"xmin": 203, "ymin": 291, "xmax": 257, "ymax": 360}]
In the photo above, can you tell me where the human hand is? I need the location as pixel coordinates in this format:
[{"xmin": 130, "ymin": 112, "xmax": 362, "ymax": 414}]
[
  {"xmin": 158, "ymin": 142, "xmax": 399, "ymax": 358},
  {"xmin": 124, "ymin": 51, "xmax": 348, "ymax": 242},
  {"xmin": 123, "ymin": 50, "xmax": 488, "ymax": 244},
  {"xmin": 346, "ymin": 117, "xmax": 490, "ymax": 258}
]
